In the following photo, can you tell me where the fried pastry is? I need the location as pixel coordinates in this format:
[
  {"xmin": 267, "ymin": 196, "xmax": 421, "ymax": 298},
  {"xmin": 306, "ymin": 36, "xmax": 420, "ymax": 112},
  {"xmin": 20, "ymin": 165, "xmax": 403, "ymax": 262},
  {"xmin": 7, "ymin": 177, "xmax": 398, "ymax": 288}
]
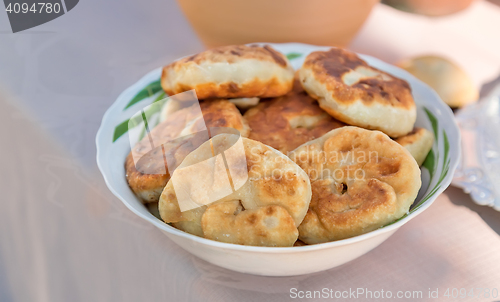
[
  {"xmin": 244, "ymin": 83, "xmax": 345, "ymax": 153},
  {"xmin": 126, "ymin": 100, "xmax": 249, "ymax": 203},
  {"xmin": 288, "ymin": 126, "xmax": 421, "ymax": 244},
  {"xmin": 159, "ymin": 134, "xmax": 312, "ymax": 246},
  {"xmin": 298, "ymin": 48, "xmax": 416, "ymax": 137},
  {"xmin": 397, "ymin": 55, "xmax": 478, "ymax": 108},
  {"xmin": 161, "ymin": 45, "xmax": 294, "ymax": 100},
  {"xmin": 395, "ymin": 127, "xmax": 434, "ymax": 166}
]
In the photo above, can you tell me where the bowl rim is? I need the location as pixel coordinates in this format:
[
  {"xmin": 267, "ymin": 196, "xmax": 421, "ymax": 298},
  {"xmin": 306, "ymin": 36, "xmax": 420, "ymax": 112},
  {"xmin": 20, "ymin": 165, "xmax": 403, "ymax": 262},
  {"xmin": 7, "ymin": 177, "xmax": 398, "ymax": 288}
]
[{"xmin": 96, "ymin": 42, "xmax": 461, "ymax": 253}]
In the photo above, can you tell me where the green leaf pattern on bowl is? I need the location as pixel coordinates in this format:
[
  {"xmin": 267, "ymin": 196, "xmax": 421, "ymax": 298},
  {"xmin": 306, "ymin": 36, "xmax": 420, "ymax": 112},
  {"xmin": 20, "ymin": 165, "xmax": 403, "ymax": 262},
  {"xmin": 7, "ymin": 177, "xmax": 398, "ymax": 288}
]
[
  {"xmin": 286, "ymin": 52, "xmax": 302, "ymax": 60},
  {"xmin": 124, "ymin": 79, "xmax": 162, "ymax": 110},
  {"xmin": 112, "ymin": 82, "xmax": 165, "ymax": 142}
]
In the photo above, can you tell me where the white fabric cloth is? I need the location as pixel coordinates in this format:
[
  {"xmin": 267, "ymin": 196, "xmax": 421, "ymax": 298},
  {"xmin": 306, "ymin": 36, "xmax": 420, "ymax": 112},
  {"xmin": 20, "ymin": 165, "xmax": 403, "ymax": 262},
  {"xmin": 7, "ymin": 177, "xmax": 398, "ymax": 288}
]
[{"xmin": 1, "ymin": 1, "xmax": 500, "ymax": 301}]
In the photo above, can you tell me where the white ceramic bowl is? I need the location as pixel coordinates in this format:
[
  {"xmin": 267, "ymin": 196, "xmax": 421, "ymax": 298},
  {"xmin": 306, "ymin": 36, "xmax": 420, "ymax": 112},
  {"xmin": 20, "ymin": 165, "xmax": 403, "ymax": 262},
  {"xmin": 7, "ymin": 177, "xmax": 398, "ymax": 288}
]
[{"xmin": 96, "ymin": 43, "xmax": 460, "ymax": 276}]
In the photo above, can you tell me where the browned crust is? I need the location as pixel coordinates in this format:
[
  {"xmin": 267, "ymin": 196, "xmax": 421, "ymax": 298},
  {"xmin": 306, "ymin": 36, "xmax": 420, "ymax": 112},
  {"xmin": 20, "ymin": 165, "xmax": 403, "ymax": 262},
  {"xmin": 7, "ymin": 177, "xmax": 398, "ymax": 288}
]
[
  {"xmin": 199, "ymin": 100, "xmax": 250, "ymax": 137},
  {"xmin": 302, "ymin": 48, "xmax": 415, "ymax": 110},
  {"xmin": 245, "ymin": 82, "xmax": 345, "ymax": 153},
  {"xmin": 125, "ymin": 153, "xmax": 169, "ymax": 196},
  {"xmin": 162, "ymin": 75, "xmax": 293, "ymax": 100},
  {"xmin": 177, "ymin": 44, "xmax": 288, "ymax": 66}
]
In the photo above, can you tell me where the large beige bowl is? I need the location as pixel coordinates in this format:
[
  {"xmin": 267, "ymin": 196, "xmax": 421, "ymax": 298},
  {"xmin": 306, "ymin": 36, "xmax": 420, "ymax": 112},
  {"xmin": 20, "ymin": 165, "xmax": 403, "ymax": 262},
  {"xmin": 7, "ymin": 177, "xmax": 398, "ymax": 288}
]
[{"xmin": 177, "ymin": 0, "xmax": 379, "ymax": 48}]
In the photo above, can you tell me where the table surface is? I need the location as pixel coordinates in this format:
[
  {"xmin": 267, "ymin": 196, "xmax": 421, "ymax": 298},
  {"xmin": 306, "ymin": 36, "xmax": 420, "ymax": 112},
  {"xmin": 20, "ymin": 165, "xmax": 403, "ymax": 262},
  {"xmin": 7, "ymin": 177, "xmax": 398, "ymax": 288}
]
[{"xmin": 1, "ymin": 1, "xmax": 500, "ymax": 301}]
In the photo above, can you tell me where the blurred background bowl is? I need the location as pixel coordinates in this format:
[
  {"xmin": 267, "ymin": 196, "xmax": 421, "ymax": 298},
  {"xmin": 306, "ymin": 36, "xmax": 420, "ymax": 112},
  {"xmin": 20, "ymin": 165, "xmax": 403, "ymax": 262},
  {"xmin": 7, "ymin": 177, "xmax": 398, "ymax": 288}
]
[
  {"xmin": 382, "ymin": 0, "xmax": 477, "ymax": 16},
  {"xmin": 176, "ymin": 0, "xmax": 379, "ymax": 48}
]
